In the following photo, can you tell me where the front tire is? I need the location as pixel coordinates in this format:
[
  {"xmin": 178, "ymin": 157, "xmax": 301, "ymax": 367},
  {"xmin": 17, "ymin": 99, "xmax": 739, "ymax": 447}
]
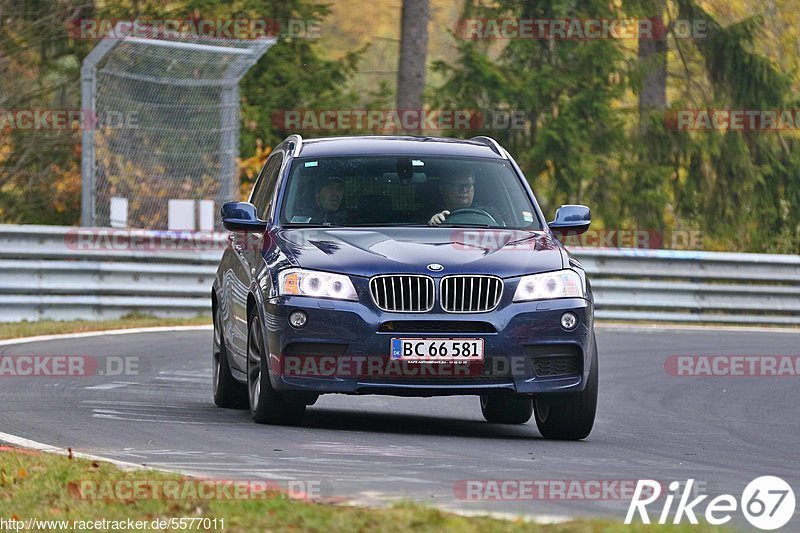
[
  {"xmin": 480, "ymin": 393, "xmax": 534, "ymax": 424},
  {"xmin": 213, "ymin": 303, "xmax": 246, "ymax": 408},
  {"xmin": 247, "ymin": 314, "xmax": 305, "ymax": 425},
  {"xmin": 533, "ymin": 338, "xmax": 598, "ymax": 440}
]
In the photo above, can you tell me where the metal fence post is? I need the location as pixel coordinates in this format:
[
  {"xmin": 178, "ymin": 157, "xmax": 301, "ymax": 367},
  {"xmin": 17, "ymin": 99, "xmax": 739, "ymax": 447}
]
[
  {"xmin": 219, "ymin": 83, "xmax": 240, "ymax": 204},
  {"xmin": 80, "ymin": 64, "xmax": 96, "ymax": 227}
]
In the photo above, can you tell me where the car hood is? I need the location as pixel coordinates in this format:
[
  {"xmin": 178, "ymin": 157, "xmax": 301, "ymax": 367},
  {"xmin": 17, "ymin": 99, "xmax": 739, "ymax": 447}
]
[{"xmin": 274, "ymin": 227, "xmax": 564, "ymax": 278}]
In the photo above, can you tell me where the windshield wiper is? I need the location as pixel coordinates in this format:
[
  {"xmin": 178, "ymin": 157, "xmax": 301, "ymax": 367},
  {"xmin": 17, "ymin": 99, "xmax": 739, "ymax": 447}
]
[
  {"xmin": 346, "ymin": 223, "xmax": 429, "ymax": 227},
  {"xmin": 436, "ymin": 223, "xmax": 493, "ymax": 228},
  {"xmin": 282, "ymin": 223, "xmax": 343, "ymax": 228}
]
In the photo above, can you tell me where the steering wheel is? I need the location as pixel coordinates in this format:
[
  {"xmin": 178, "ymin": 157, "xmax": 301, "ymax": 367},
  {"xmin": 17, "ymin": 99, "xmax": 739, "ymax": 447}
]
[{"xmin": 445, "ymin": 207, "xmax": 498, "ymax": 226}]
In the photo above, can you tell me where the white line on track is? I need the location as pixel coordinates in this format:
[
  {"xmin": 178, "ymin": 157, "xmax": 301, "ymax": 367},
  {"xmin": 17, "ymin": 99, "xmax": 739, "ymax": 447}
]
[
  {"xmin": 595, "ymin": 322, "xmax": 800, "ymax": 334},
  {"xmin": 84, "ymin": 381, "xmax": 137, "ymax": 390},
  {"xmin": 0, "ymin": 431, "xmax": 161, "ymax": 472},
  {"xmin": 0, "ymin": 324, "xmax": 212, "ymax": 347}
]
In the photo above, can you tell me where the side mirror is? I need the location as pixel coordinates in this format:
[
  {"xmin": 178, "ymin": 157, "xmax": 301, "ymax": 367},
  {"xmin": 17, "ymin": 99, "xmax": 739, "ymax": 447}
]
[
  {"xmin": 548, "ymin": 204, "xmax": 591, "ymax": 236},
  {"xmin": 221, "ymin": 202, "xmax": 267, "ymax": 232}
]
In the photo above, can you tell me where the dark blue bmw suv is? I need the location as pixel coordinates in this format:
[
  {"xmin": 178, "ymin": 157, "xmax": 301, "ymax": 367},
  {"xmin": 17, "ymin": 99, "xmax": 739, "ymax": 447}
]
[{"xmin": 212, "ymin": 135, "xmax": 598, "ymax": 440}]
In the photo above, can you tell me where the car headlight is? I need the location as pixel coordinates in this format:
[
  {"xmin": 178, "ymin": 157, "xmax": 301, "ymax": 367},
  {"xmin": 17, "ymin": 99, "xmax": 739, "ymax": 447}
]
[
  {"xmin": 513, "ymin": 269, "xmax": 583, "ymax": 302},
  {"xmin": 278, "ymin": 269, "xmax": 358, "ymax": 301}
]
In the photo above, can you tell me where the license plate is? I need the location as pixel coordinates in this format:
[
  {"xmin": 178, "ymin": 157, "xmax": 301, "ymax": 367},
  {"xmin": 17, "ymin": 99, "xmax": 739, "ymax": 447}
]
[{"xmin": 390, "ymin": 338, "xmax": 484, "ymax": 361}]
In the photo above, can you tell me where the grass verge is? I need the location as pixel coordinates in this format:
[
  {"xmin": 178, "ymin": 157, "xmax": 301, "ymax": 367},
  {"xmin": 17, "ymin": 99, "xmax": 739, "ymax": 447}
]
[
  {"xmin": 0, "ymin": 447, "xmax": 732, "ymax": 532},
  {"xmin": 0, "ymin": 314, "xmax": 211, "ymax": 341}
]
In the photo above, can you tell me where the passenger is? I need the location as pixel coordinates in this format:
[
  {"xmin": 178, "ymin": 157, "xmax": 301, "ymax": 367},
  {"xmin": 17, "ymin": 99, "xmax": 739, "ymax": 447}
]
[{"xmin": 310, "ymin": 176, "xmax": 347, "ymax": 225}]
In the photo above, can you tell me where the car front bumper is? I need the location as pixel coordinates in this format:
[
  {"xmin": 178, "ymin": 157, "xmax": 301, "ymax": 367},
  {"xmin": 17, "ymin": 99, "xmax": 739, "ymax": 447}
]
[{"xmin": 261, "ymin": 295, "xmax": 594, "ymax": 396}]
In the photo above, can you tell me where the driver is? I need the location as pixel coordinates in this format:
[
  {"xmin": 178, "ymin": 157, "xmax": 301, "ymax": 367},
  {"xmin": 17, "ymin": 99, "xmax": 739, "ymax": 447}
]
[
  {"xmin": 427, "ymin": 172, "xmax": 502, "ymax": 226},
  {"xmin": 309, "ymin": 176, "xmax": 347, "ymax": 225}
]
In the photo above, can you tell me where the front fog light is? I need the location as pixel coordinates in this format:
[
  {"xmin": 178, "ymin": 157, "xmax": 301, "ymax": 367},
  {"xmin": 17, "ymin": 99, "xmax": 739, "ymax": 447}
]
[
  {"xmin": 289, "ymin": 310, "xmax": 308, "ymax": 329},
  {"xmin": 560, "ymin": 312, "xmax": 578, "ymax": 330}
]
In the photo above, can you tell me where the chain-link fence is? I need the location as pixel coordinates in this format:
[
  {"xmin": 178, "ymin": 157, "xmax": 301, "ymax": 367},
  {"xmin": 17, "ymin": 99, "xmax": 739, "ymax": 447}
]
[{"xmin": 81, "ymin": 26, "xmax": 273, "ymax": 230}]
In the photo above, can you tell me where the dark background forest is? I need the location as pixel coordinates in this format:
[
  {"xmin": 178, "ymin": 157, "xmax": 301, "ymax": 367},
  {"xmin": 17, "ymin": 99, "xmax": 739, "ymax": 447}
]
[{"xmin": 1, "ymin": 0, "xmax": 798, "ymax": 253}]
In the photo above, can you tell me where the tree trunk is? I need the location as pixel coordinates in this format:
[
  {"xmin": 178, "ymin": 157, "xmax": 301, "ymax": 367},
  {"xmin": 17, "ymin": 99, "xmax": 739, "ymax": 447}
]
[
  {"xmin": 396, "ymin": 0, "xmax": 429, "ymax": 131},
  {"xmin": 638, "ymin": 0, "xmax": 667, "ymax": 115}
]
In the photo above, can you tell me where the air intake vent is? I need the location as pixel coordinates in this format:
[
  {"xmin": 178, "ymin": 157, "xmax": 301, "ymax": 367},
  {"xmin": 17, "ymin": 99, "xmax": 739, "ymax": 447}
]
[
  {"xmin": 370, "ymin": 275, "xmax": 435, "ymax": 312},
  {"xmin": 531, "ymin": 356, "xmax": 581, "ymax": 377},
  {"xmin": 378, "ymin": 321, "xmax": 496, "ymax": 333},
  {"xmin": 440, "ymin": 275, "xmax": 503, "ymax": 313},
  {"xmin": 525, "ymin": 345, "xmax": 583, "ymax": 378}
]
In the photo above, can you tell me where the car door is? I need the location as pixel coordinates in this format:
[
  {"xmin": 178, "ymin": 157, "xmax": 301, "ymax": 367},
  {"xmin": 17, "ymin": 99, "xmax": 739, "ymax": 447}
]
[{"xmin": 226, "ymin": 152, "xmax": 284, "ymax": 370}]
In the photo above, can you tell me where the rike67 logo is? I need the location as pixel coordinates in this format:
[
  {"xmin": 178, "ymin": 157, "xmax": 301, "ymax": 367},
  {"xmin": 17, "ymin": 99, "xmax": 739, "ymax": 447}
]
[{"xmin": 626, "ymin": 477, "xmax": 795, "ymax": 530}]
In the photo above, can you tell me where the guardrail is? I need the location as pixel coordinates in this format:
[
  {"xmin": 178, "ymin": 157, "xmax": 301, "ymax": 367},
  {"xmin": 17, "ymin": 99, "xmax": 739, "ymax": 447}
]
[
  {"xmin": 0, "ymin": 225, "xmax": 220, "ymax": 321},
  {"xmin": 1, "ymin": 224, "xmax": 798, "ymax": 325},
  {"xmin": 576, "ymin": 249, "xmax": 800, "ymax": 325}
]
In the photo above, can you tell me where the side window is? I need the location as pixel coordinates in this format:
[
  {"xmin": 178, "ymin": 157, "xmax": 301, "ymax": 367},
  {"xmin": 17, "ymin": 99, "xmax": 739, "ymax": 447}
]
[{"xmin": 251, "ymin": 153, "xmax": 283, "ymax": 220}]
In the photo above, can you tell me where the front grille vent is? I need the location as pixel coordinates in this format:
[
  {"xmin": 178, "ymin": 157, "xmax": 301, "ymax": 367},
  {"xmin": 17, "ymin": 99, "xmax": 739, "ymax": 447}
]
[
  {"xmin": 369, "ymin": 275, "xmax": 435, "ymax": 312},
  {"xmin": 440, "ymin": 275, "xmax": 503, "ymax": 313}
]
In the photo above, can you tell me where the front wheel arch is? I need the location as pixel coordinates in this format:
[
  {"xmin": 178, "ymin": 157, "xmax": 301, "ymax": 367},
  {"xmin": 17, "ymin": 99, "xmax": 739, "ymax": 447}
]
[
  {"xmin": 533, "ymin": 333, "xmax": 598, "ymax": 440},
  {"xmin": 246, "ymin": 313, "xmax": 305, "ymax": 425}
]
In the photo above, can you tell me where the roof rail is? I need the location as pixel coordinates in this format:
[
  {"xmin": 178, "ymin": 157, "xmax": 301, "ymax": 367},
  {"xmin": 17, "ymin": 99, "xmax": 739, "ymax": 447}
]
[
  {"xmin": 284, "ymin": 134, "xmax": 303, "ymax": 157},
  {"xmin": 470, "ymin": 136, "xmax": 507, "ymax": 159}
]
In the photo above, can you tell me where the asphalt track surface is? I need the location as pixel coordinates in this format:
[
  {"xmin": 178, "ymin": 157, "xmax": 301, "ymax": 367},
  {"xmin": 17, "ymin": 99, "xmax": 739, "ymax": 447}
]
[{"xmin": 1, "ymin": 326, "xmax": 798, "ymax": 527}]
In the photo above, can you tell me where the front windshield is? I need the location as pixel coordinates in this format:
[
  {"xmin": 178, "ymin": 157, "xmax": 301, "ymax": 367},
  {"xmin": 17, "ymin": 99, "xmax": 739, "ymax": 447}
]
[{"xmin": 279, "ymin": 156, "xmax": 542, "ymax": 230}]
